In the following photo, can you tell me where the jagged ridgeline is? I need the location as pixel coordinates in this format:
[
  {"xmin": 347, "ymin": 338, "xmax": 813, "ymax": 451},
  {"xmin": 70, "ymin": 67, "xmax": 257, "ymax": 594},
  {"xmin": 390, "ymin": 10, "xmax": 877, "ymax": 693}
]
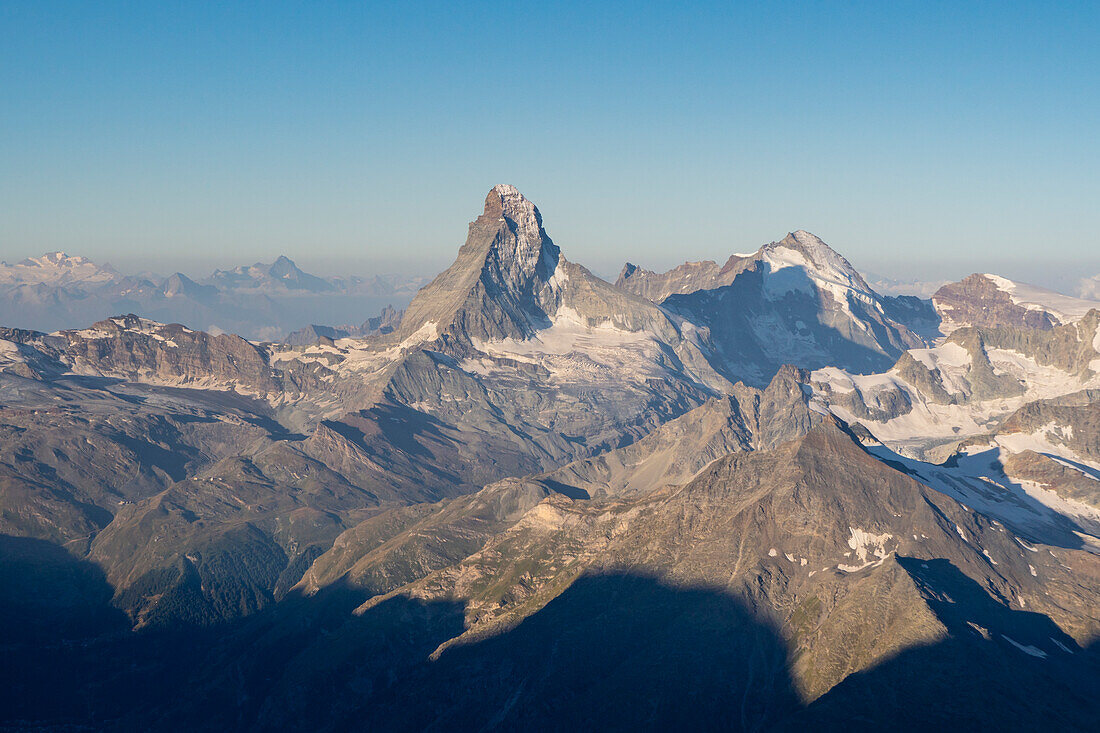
[{"xmin": 1, "ymin": 185, "xmax": 1099, "ymax": 730}]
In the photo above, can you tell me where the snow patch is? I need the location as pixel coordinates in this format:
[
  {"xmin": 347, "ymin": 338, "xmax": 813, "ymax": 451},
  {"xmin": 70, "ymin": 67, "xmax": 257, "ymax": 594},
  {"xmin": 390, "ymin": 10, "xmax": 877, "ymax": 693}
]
[
  {"xmin": 1002, "ymin": 635, "xmax": 1047, "ymax": 658},
  {"xmin": 838, "ymin": 527, "xmax": 893, "ymax": 572}
]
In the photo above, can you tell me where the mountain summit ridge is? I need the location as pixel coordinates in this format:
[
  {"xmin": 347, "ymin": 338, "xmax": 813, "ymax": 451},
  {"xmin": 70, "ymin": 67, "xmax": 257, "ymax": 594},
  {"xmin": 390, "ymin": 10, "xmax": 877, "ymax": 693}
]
[{"xmin": 396, "ymin": 184, "xmax": 566, "ymax": 343}]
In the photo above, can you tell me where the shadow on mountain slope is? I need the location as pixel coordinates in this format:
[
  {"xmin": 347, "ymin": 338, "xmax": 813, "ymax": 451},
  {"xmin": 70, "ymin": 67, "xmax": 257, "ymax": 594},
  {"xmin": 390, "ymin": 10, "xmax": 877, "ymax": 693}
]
[
  {"xmin": 0, "ymin": 534, "xmax": 129, "ymax": 643},
  {"xmin": 785, "ymin": 557, "xmax": 1100, "ymax": 732},
  {"xmin": 317, "ymin": 573, "xmax": 801, "ymax": 732},
  {"xmin": 0, "ymin": 535, "xmax": 132, "ymax": 723},
  {"xmin": 1, "ymin": 542, "xmax": 1098, "ymax": 732},
  {"xmin": 664, "ymin": 266, "xmax": 908, "ymax": 387}
]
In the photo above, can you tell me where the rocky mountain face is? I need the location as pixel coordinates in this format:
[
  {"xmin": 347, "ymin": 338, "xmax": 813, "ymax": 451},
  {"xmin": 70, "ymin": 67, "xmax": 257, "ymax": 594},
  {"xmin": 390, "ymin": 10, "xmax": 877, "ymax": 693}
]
[
  {"xmin": 934, "ymin": 273, "xmax": 1100, "ymax": 333},
  {"xmin": 2, "ymin": 185, "xmax": 1099, "ymax": 730},
  {"xmin": 630, "ymin": 231, "xmax": 933, "ymax": 385},
  {"xmin": 616, "ymin": 252, "xmax": 756, "ymax": 302}
]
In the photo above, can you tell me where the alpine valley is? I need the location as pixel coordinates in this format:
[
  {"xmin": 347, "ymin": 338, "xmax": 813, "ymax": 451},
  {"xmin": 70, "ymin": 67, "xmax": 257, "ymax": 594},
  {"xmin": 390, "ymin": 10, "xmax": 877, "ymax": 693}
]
[{"xmin": 2, "ymin": 186, "xmax": 1098, "ymax": 731}]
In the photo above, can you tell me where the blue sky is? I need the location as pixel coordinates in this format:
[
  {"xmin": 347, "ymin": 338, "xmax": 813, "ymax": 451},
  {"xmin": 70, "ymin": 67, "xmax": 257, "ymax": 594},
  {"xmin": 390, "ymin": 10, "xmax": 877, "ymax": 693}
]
[{"xmin": 2, "ymin": 1, "xmax": 1098, "ymax": 288}]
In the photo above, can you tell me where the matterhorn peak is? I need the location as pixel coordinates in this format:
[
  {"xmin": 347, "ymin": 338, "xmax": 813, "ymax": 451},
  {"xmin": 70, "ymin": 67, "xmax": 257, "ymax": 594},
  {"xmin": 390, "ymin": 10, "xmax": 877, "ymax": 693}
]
[
  {"xmin": 474, "ymin": 184, "xmax": 559, "ymax": 285},
  {"xmin": 481, "ymin": 184, "xmax": 545, "ymax": 247},
  {"xmin": 485, "ymin": 183, "xmax": 537, "ymax": 218},
  {"xmin": 396, "ymin": 185, "xmax": 566, "ymax": 344}
]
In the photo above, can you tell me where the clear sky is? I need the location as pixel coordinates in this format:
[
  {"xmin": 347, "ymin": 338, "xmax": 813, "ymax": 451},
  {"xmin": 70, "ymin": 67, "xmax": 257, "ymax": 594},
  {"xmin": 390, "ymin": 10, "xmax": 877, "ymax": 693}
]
[{"xmin": 2, "ymin": 1, "xmax": 1099, "ymax": 289}]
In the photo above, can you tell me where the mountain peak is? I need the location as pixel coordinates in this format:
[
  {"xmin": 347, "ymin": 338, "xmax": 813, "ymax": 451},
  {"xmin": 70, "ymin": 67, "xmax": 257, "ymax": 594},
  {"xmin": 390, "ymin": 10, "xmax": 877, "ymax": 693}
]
[
  {"xmin": 268, "ymin": 255, "xmax": 300, "ymax": 276},
  {"xmin": 396, "ymin": 185, "xmax": 566, "ymax": 343},
  {"xmin": 485, "ymin": 184, "xmax": 540, "ymax": 222},
  {"xmin": 774, "ymin": 230, "xmax": 837, "ymax": 259},
  {"xmin": 23, "ymin": 251, "xmax": 93, "ymax": 268},
  {"xmin": 481, "ymin": 184, "xmax": 547, "ymax": 261},
  {"xmin": 761, "ymin": 230, "xmax": 871, "ymax": 294}
]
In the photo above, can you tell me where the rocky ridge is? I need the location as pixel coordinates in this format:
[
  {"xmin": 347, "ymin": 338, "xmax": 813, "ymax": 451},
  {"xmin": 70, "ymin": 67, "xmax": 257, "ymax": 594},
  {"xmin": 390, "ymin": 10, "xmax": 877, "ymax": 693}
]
[{"xmin": 2, "ymin": 185, "xmax": 1099, "ymax": 730}]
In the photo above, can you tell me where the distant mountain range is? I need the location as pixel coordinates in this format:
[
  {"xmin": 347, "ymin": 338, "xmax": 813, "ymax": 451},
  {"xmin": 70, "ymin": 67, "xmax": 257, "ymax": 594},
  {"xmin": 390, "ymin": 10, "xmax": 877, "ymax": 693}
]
[
  {"xmin": 0, "ymin": 252, "xmax": 426, "ymax": 340},
  {"xmin": 2, "ymin": 185, "xmax": 1099, "ymax": 730}
]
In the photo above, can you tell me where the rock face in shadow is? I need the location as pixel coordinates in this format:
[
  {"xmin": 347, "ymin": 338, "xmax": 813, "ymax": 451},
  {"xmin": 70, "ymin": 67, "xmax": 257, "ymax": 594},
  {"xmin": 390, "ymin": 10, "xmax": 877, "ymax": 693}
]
[
  {"xmin": 647, "ymin": 232, "xmax": 927, "ymax": 386},
  {"xmin": 329, "ymin": 573, "xmax": 801, "ymax": 732},
  {"xmin": 786, "ymin": 557, "xmax": 1100, "ymax": 732},
  {"xmin": 0, "ymin": 534, "xmax": 131, "ymax": 723},
  {"xmin": 4, "ymin": 555, "xmax": 1097, "ymax": 731}
]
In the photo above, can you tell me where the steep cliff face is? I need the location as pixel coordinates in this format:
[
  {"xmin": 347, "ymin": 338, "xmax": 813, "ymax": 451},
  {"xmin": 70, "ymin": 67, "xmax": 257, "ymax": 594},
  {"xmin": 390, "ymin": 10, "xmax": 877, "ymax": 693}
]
[{"xmin": 397, "ymin": 184, "xmax": 567, "ymax": 344}]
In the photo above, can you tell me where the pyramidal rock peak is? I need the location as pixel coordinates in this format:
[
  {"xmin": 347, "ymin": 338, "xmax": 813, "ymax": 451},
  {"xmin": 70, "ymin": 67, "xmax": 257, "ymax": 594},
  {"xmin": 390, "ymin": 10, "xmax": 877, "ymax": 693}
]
[
  {"xmin": 395, "ymin": 184, "xmax": 570, "ymax": 344},
  {"xmin": 4, "ymin": 182, "xmax": 1100, "ymax": 732}
]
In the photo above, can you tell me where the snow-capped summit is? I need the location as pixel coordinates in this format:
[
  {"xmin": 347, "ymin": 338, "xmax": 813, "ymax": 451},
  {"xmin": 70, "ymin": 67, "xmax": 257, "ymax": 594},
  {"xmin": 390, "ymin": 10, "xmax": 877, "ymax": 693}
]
[
  {"xmin": 758, "ymin": 231, "xmax": 874, "ymax": 299},
  {"xmin": 25, "ymin": 251, "xmax": 91, "ymax": 267},
  {"xmin": 0, "ymin": 251, "xmax": 120, "ymax": 287}
]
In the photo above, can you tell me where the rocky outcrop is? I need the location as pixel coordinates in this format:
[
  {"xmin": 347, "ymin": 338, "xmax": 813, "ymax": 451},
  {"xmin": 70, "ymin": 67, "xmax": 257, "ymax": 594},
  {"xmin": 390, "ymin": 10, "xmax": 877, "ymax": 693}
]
[
  {"xmin": 282, "ymin": 305, "xmax": 404, "ymax": 345},
  {"xmin": 935, "ymin": 274, "xmax": 1059, "ymax": 332},
  {"xmin": 935, "ymin": 273, "xmax": 1100, "ymax": 333},
  {"xmin": 58, "ymin": 315, "xmax": 281, "ymax": 394},
  {"xmin": 616, "ymin": 253, "xmax": 755, "ymax": 301}
]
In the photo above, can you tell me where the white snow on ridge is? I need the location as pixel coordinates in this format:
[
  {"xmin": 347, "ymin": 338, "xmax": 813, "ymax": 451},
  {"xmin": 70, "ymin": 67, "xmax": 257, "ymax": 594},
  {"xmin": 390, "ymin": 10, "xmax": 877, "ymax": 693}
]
[
  {"xmin": 811, "ymin": 330, "xmax": 1100, "ymax": 457},
  {"xmin": 984, "ymin": 274, "xmax": 1100, "ymax": 324},
  {"xmin": 753, "ymin": 232, "xmax": 894, "ymax": 334},
  {"xmin": 468, "ymin": 307, "xmax": 671, "ymax": 384},
  {"xmin": 474, "ymin": 307, "xmax": 650, "ymax": 358},
  {"xmin": 0, "ymin": 252, "xmax": 117, "ymax": 287},
  {"xmin": 909, "ymin": 342, "xmax": 972, "ymax": 371},
  {"xmin": 863, "ymin": 440, "xmax": 1100, "ymax": 551},
  {"xmin": 0, "ymin": 339, "xmax": 26, "ymax": 366}
]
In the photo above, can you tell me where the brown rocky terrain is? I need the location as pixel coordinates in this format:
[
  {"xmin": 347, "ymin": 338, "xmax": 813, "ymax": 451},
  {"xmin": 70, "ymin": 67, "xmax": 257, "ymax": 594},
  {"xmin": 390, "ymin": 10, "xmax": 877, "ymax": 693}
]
[{"xmin": 2, "ymin": 185, "xmax": 1099, "ymax": 730}]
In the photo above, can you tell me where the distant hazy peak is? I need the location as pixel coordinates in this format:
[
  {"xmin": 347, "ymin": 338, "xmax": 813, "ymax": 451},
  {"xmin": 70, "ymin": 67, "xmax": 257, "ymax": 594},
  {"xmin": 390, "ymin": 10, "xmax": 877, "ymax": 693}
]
[
  {"xmin": 0, "ymin": 251, "xmax": 121, "ymax": 288},
  {"xmin": 268, "ymin": 254, "xmax": 304, "ymax": 277},
  {"xmin": 21, "ymin": 251, "xmax": 93, "ymax": 267}
]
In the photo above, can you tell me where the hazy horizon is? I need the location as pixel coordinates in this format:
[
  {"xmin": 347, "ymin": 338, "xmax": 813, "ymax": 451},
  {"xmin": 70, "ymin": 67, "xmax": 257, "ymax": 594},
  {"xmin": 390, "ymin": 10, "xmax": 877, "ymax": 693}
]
[
  {"xmin": 3, "ymin": 2, "xmax": 1099, "ymax": 294},
  {"xmin": 2, "ymin": 204, "xmax": 1098, "ymax": 299}
]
